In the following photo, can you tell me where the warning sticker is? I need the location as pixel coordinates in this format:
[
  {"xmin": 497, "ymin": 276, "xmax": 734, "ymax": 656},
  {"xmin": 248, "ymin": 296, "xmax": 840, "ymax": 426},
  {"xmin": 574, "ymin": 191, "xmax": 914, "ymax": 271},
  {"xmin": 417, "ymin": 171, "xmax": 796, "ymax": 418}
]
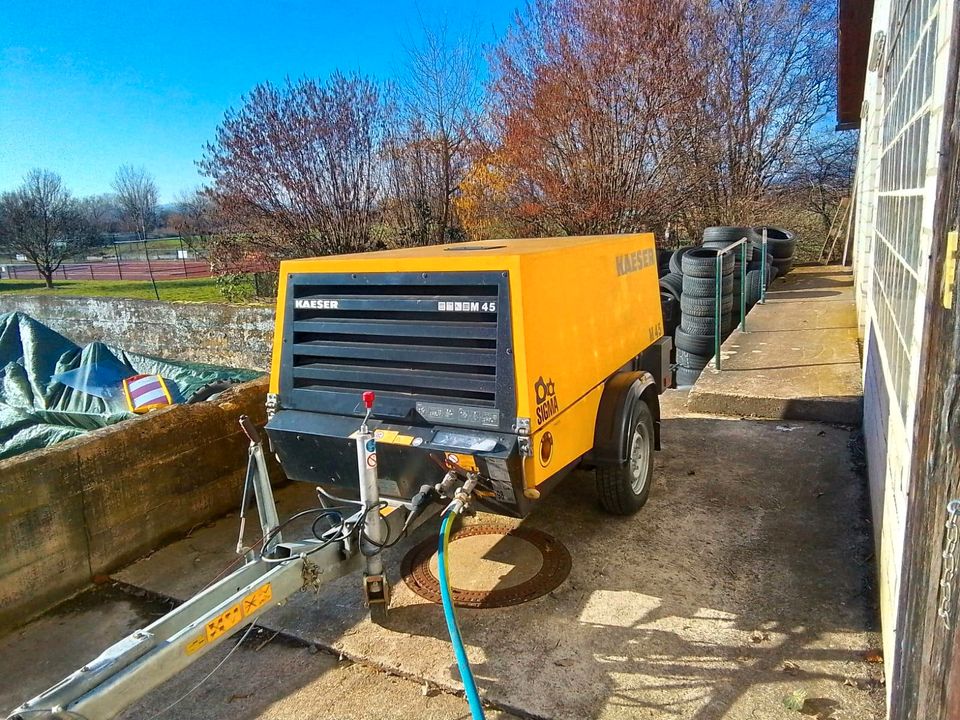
[
  {"xmin": 185, "ymin": 582, "xmax": 274, "ymax": 656},
  {"xmin": 485, "ymin": 459, "xmax": 516, "ymax": 504},
  {"xmin": 445, "ymin": 453, "xmax": 478, "ymax": 472}
]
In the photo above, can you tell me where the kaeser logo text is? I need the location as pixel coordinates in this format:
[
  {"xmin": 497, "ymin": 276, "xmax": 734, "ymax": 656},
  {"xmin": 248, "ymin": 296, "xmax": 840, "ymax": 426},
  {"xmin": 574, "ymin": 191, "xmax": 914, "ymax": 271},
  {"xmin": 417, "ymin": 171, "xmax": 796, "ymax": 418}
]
[
  {"xmin": 615, "ymin": 248, "xmax": 656, "ymax": 276},
  {"xmin": 294, "ymin": 299, "xmax": 339, "ymax": 309}
]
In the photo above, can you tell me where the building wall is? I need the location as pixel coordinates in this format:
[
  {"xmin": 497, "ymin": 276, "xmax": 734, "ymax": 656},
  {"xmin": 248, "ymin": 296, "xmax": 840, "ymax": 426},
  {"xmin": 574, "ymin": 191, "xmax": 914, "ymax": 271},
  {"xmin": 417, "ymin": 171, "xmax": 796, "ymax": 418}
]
[
  {"xmin": 0, "ymin": 295, "xmax": 276, "ymax": 371},
  {"xmin": 853, "ymin": 0, "xmax": 957, "ymax": 689}
]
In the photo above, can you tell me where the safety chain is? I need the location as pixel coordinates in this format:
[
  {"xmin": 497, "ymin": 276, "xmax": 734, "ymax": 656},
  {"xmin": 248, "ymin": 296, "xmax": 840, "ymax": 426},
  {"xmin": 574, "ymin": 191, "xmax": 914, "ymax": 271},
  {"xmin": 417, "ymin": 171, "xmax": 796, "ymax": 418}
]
[
  {"xmin": 939, "ymin": 499, "xmax": 960, "ymax": 628},
  {"xmin": 302, "ymin": 556, "xmax": 324, "ymax": 594}
]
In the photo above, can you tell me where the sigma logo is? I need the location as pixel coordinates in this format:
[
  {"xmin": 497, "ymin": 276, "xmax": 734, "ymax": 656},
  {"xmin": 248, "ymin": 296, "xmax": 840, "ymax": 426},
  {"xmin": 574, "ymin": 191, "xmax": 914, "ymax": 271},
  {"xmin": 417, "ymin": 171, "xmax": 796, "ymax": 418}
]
[
  {"xmin": 615, "ymin": 248, "xmax": 656, "ymax": 276},
  {"xmin": 294, "ymin": 299, "xmax": 339, "ymax": 309},
  {"xmin": 534, "ymin": 376, "xmax": 559, "ymax": 425}
]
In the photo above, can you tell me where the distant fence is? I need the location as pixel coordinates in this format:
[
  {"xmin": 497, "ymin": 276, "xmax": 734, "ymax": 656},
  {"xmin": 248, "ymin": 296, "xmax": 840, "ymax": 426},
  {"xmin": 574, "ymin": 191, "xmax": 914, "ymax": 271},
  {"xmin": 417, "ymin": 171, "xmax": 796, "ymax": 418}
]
[
  {"xmin": 0, "ymin": 260, "xmax": 275, "ymax": 284},
  {"xmin": 1, "ymin": 260, "xmax": 212, "ymax": 282}
]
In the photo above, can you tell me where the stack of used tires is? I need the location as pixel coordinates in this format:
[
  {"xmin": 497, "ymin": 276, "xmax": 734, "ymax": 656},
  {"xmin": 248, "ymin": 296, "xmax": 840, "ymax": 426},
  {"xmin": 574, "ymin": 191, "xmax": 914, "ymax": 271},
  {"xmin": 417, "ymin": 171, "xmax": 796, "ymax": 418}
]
[
  {"xmin": 657, "ymin": 224, "xmax": 796, "ymax": 387},
  {"xmin": 674, "ymin": 247, "xmax": 733, "ymax": 386}
]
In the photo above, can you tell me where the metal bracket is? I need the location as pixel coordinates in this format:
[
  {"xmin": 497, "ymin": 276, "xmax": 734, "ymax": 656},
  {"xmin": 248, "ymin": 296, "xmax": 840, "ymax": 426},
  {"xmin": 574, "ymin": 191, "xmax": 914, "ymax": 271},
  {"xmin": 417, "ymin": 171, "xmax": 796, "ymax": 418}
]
[
  {"xmin": 518, "ymin": 436, "xmax": 533, "ymax": 458},
  {"xmin": 516, "ymin": 417, "xmax": 531, "ymax": 435},
  {"xmin": 363, "ymin": 573, "xmax": 391, "ymax": 607},
  {"xmin": 265, "ymin": 392, "xmax": 280, "ymax": 420},
  {"xmin": 868, "ymin": 31, "xmax": 886, "ymax": 73},
  {"xmin": 943, "ymin": 231, "xmax": 957, "ymax": 309}
]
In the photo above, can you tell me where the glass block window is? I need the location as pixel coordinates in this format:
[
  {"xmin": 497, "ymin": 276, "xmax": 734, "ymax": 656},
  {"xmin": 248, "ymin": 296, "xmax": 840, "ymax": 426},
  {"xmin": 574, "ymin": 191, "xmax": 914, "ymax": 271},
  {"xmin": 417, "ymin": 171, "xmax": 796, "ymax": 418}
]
[{"xmin": 873, "ymin": 0, "xmax": 939, "ymax": 416}]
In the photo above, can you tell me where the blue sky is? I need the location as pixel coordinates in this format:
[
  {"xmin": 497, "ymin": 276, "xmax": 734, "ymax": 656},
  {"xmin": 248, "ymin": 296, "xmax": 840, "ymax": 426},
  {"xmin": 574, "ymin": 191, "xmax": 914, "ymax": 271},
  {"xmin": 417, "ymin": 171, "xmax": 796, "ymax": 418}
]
[{"xmin": 0, "ymin": 1, "xmax": 520, "ymax": 203}]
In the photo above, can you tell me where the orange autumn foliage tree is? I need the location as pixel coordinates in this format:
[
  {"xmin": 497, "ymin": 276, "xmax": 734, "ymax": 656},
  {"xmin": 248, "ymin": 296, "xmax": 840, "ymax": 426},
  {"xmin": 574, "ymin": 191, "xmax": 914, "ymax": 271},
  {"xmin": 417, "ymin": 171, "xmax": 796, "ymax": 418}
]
[
  {"xmin": 453, "ymin": 153, "xmax": 515, "ymax": 241},
  {"xmin": 488, "ymin": 0, "xmax": 704, "ymax": 236}
]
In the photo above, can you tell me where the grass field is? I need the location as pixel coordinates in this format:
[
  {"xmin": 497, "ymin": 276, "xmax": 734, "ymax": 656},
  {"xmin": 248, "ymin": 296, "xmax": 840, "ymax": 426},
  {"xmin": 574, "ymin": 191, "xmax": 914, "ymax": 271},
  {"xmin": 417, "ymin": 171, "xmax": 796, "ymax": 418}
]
[{"xmin": 0, "ymin": 278, "xmax": 242, "ymax": 303}]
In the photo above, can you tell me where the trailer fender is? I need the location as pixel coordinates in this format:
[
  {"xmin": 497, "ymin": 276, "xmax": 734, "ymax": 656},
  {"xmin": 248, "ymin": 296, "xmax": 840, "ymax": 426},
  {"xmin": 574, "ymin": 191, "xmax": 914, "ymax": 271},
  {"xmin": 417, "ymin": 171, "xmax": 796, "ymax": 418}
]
[{"xmin": 592, "ymin": 371, "xmax": 662, "ymax": 466}]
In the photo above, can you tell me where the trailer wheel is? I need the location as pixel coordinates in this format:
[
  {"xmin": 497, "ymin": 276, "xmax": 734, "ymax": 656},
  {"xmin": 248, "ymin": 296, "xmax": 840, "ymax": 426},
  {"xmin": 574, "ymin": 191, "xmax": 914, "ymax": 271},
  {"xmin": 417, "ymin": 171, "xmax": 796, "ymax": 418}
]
[{"xmin": 596, "ymin": 400, "xmax": 654, "ymax": 515}]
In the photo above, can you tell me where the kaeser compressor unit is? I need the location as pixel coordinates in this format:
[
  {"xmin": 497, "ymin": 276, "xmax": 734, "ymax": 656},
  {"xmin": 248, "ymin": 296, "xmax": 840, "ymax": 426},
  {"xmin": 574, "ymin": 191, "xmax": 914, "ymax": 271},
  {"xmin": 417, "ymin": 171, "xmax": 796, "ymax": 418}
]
[
  {"xmin": 7, "ymin": 233, "xmax": 672, "ymax": 720},
  {"xmin": 266, "ymin": 233, "xmax": 672, "ymax": 516}
]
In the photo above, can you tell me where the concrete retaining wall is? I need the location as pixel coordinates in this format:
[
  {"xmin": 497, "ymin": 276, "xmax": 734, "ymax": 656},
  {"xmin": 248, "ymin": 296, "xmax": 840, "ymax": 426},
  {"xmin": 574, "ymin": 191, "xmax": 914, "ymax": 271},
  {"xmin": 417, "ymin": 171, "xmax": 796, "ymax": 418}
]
[
  {"xmin": 0, "ymin": 295, "xmax": 276, "ymax": 371},
  {"xmin": 0, "ymin": 378, "xmax": 274, "ymax": 630}
]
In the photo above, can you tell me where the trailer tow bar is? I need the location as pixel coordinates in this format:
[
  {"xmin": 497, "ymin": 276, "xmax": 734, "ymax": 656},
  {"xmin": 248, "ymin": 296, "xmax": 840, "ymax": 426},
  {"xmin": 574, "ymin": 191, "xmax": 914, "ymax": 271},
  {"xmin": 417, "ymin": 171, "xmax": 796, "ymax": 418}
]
[{"xmin": 6, "ymin": 402, "xmax": 420, "ymax": 720}]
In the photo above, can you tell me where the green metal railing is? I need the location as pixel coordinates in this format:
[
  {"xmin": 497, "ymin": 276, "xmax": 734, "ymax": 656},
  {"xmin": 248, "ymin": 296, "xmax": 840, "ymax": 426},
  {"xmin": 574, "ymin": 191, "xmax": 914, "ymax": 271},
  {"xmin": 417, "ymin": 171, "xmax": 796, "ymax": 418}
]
[
  {"xmin": 712, "ymin": 237, "xmax": 750, "ymax": 371},
  {"xmin": 708, "ymin": 230, "xmax": 772, "ymax": 371}
]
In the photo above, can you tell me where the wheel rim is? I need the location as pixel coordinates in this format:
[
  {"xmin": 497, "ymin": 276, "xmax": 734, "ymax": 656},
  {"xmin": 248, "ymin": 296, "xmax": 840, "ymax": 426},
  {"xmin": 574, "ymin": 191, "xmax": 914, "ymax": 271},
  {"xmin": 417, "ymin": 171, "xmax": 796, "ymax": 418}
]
[{"xmin": 628, "ymin": 421, "xmax": 651, "ymax": 494}]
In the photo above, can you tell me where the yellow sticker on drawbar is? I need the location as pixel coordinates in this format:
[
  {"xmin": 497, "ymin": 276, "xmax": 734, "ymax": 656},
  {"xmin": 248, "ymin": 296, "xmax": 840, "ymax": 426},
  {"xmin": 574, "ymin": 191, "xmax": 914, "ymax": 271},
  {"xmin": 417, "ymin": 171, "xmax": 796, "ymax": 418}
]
[
  {"xmin": 185, "ymin": 634, "xmax": 207, "ymax": 655},
  {"xmin": 242, "ymin": 582, "xmax": 273, "ymax": 614},
  {"xmin": 185, "ymin": 582, "xmax": 274, "ymax": 655},
  {"xmin": 393, "ymin": 434, "xmax": 415, "ymax": 445},
  {"xmin": 206, "ymin": 603, "xmax": 244, "ymax": 642}
]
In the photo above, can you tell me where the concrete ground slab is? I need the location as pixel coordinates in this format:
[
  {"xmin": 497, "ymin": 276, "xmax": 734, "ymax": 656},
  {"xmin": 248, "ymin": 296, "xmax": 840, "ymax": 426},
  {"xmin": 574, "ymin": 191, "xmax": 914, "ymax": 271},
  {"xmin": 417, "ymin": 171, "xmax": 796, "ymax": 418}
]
[
  {"xmin": 687, "ymin": 266, "xmax": 863, "ymax": 423},
  {"xmin": 114, "ymin": 399, "xmax": 885, "ymax": 720},
  {"xmin": 0, "ymin": 586, "xmax": 519, "ymax": 720}
]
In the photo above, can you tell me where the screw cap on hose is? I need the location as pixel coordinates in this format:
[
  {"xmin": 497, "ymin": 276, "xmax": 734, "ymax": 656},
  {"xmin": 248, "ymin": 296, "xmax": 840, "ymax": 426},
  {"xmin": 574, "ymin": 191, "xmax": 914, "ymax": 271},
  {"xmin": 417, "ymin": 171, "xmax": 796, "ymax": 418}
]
[{"xmin": 362, "ymin": 391, "xmax": 375, "ymax": 409}]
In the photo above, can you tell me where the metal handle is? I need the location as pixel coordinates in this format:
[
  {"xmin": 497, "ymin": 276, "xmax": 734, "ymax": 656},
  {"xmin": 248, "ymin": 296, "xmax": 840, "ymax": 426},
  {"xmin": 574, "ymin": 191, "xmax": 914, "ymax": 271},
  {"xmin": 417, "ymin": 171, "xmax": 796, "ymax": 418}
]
[{"xmin": 239, "ymin": 415, "xmax": 261, "ymax": 444}]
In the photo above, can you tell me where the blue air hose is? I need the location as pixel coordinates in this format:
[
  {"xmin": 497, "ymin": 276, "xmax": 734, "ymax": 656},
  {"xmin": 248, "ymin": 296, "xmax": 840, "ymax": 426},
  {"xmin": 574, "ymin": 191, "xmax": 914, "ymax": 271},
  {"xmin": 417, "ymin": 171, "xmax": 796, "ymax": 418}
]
[{"xmin": 438, "ymin": 510, "xmax": 485, "ymax": 720}]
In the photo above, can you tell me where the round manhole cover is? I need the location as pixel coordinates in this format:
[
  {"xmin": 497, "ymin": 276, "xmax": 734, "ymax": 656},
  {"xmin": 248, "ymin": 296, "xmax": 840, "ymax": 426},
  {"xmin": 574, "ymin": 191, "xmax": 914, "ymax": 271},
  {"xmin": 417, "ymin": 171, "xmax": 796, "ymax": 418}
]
[{"xmin": 401, "ymin": 524, "xmax": 571, "ymax": 608}]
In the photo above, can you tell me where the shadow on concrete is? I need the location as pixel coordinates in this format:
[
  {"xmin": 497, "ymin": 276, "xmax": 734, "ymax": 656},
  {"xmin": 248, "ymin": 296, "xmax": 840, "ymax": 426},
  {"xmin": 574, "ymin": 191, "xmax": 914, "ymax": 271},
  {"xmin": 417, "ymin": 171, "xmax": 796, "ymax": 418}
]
[
  {"xmin": 769, "ymin": 289, "xmax": 846, "ymax": 300},
  {"xmin": 773, "ymin": 272, "xmax": 852, "ymax": 292}
]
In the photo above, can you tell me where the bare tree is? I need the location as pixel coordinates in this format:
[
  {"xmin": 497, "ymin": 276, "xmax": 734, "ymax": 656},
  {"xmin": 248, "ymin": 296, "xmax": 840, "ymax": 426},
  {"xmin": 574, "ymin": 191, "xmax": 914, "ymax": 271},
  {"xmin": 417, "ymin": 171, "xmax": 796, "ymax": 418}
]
[
  {"xmin": 78, "ymin": 194, "xmax": 122, "ymax": 239},
  {"xmin": 676, "ymin": 0, "xmax": 836, "ymax": 233},
  {"xmin": 383, "ymin": 20, "xmax": 480, "ymax": 245},
  {"xmin": 786, "ymin": 131, "xmax": 858, "ymax": 234},
  {"xmin": 112, "ymin": 165, "xmax": 159, "ymax": 242},
  {"xmin": 0, "ymin": 170, "xmax": 94, "ymax": 288},
  {"xmin": 199, "ymin": 73, "xmax": 388, "ymax": 259},
  {"xmin": 488, "ymin": 0, "xmax": 703, "ymax": 236},
  {"xmin": 171, "ymin": 188, "xmax": 219, "ymax": 255}
]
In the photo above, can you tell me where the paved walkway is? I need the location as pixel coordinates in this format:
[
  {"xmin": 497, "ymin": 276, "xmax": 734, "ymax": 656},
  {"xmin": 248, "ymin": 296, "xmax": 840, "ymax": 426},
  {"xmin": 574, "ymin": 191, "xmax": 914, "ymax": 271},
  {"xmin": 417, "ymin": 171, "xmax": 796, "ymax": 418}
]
[{"xmin": 687, "ymin": 266, "xmax": 862, "ymax": 423}]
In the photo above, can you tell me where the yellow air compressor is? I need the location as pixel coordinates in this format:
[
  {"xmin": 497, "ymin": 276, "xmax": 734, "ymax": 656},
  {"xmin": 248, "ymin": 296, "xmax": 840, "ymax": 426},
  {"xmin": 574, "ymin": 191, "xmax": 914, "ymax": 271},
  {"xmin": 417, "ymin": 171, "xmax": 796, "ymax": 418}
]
[
  {"xmin": 266, "ymin": 233, "xmax": 672, "ymax": 516},
  {"xmin": 6, "ymin": 233, "xmax": 675, "ymax": 720}
]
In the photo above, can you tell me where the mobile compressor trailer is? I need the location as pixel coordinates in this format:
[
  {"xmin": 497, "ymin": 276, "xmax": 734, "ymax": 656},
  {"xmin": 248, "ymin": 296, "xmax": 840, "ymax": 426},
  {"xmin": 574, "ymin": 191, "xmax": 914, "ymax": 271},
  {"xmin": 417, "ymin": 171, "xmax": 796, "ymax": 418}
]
[
  {"xmin": 268, "ymin": 232, "xmax": 672, "ymax": 517},
  {"xmin": 9, "ymin": 233, "xmax": 671, "ymax": 720}
]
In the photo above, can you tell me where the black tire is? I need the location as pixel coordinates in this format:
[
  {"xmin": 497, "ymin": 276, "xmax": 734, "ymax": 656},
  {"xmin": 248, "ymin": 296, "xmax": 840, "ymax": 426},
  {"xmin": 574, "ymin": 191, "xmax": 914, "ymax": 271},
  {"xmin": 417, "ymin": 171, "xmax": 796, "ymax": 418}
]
[
  {"xmin": 772, "ymin": 256, "xmax": 794, "ymax": 276},
  {"xmin": 595, "ymin": 400, "xmax": 654, "ymax": 515},
  {"xmin": 748, "ymin": 252, "xmax": 775, "ymax": 271},
  {"xmin": 753, "ymin": 226, "xmax": 794, "ymax": 242},
  {"xmin": 680, "ymin": 294, "xmax": 733, "ymax": 316},
  {"xmin": 703, "ymin": 226, "xmax": 755, "ymax": 262},
  {"xmin": 675, "ymin": 326, "xmax": 717, "ymax": 355},
  {"xmin": 753, "ymin": 228, "xmax": 795, "ymax": 259},
  {"xmin": 676, "ymin": 348, "xmax": 710, "ymax": 369},
  {"xmin": 659, "ymin": 272, "xmax": 683, "ymax": 301},
  {"xmin": 681, "ymin": 314, "xmax": 732, "ymax": 335},
  {"xmin": 188, "ymin": 380, "xmax": 237, "ymax": 403},
  {"xmin": 767, "ymin": 240, "xmax": 795, "ymax": 260},
  {"xmin": 681, "ymin": 248, "xmax": 734, "ymax": 278},
  {"xmin": 669, "ymin": 246, "xmax": 696, "ymax": 275},
  {"xmin": 703, "ymin": 225, "xmax": 756, "ymax": 245},
  {"xmin": 745, "ymin": 269, "xmax": 766, "ymax": 306},
  {"xmin": 682, "ymin": 275, "xmax": 733, "ymax": 296},
  {"xmin": 675, "ymin": 365, "xmax": 703, "ymax": 386},
  {"xmin": 660, "ymin": 292, "xmax": 680, "ymax": 334}
]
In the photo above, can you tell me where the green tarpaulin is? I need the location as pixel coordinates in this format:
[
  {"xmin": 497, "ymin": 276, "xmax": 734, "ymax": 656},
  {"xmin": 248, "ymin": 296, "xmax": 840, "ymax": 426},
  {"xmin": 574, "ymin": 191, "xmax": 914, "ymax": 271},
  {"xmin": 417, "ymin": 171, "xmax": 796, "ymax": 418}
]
[{"xmin": 0, "ymin": 312, "xmax": 260, "ymax": 459}]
